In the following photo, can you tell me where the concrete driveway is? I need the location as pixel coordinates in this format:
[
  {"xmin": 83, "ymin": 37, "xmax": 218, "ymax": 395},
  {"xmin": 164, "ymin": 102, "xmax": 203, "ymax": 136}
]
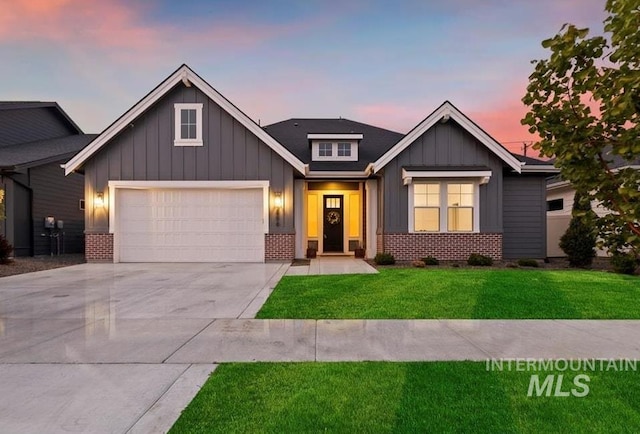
[{"xmin": 0, "ymin": 262, "xmax": 288, "ymax": 434}]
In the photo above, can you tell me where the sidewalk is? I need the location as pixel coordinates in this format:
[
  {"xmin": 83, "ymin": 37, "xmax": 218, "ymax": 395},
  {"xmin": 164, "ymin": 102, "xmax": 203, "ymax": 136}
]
[
  {"xmin": 165, "ymin": 319, "xmax": 640, "ymax": 363},
  {"xmin": 286, "ymin": 257, "xmax": 378, "ymax": 276}
]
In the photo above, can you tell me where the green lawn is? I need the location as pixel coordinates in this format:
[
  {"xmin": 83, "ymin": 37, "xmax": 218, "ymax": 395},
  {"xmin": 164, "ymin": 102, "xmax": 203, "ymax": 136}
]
[
  {"xmin": 170, "ymin": 362, "xmax": 640, "ymax": 433},
  {"xmin": 256, "ymin": 269, "xmax": 640, "ymax": 319}
]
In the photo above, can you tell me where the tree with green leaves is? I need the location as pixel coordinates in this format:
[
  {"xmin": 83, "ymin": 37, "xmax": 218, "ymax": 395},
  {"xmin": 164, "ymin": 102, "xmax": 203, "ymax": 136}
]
[
  {"xmin": 560, "ymin": 190, "xmax": 597, "ymax": 267},
  {"xmin": 522, "ymin": 0, "xmax": 640, "ymax": 258}
]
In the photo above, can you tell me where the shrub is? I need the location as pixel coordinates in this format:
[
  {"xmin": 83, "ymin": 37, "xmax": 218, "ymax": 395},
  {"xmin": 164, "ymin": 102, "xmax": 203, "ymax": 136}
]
[
  {"xmin": 411, "ymin": 260, "xmax": 426, "ymax": 268},
  {"xmin": 374, "ymin": 252, "xmax": 395, "ymax": 265},
  {"xmin": 517, "ymin": 258, "xmax": 540, "ymax": 268},
  {"xmin": 505, "ymin": 262, "xmax": 519, "ymax": 268},
  {"xmin": 611, "ymin": 252, "xmax": 638, "ymax": 275},
  {"xmin": 560, "ymin": 190, "xmax": 596, "ymax": 267},
  {"xmin": 467, "ymin": 253, "xmax": 493, "ymax": 266},
  {"xmin": 421, "ymin": 256, "xmax": 439, "ymax": 266},
  {"xmin": 451, "ymin": 263, "xmax": 461, "ymax": 268},
  {"xmin": 0, "ymin": 235, "xmax": 13, "ymax": 264}
]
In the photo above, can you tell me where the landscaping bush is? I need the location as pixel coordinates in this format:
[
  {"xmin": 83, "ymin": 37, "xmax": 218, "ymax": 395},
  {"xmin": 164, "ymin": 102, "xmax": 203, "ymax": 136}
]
[
  {"xmin": 0, "ymin": 235, "xmax": 13, "ymax": 264},
  {"xmin": 421, "ymin": 256, "xmax": 439, "ymax": 266},
  {"xmin": 517, "ymin": 258, "xmax": 540, "ymax": 268},
  {"xmin": 374, "ymin": 252, "xmax": 396, "ymax": 265},
  {"xmin": 611, "ymin": 252, "xmax": 638, "ymax": 275},
  {"xmin": 560, "ymin": 190, "xmax": 596, "ymax": 267},
  {"xmin": 411, "ymin": 260, "xmax": 426, "ymax": 268},
  {"xmin": 467, "ymin": 253, "xmax": 493, "ymax": 266}
]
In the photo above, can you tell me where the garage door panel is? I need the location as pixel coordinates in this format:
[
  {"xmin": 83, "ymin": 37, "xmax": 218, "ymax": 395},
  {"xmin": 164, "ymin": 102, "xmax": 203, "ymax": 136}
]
[{"xmin": 117, "ymin": 188, "xmax": 264, "ymax": 262}]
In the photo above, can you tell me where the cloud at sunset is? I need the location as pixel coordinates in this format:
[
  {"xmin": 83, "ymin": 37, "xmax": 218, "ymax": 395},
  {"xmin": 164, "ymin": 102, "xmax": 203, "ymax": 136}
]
[{"xmin": 0, "ymin": 0, "xmax": 608, "ymax": 143}]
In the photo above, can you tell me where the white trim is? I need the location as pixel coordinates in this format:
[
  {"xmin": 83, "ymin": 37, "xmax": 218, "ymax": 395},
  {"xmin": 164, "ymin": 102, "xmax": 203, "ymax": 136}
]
[
  {"xmin": 173, "ymin": 103, "xmax": 203, "ymax": 146},
  {"xmin": 311, "ymin": 141, "xmax": 359, "ymax": 162},
  {"xmin": 402, "ymin": 169, "xmax": 491, "ymax": 186},
  {"xmin": 107, "ymin": 180, "xmax": 270, "ymax": 239},
  {"xmin": 372, "ymin": 102, "xmax": 522, "ymax": 173},
  {"xmin": 408, "ymin": 180, "xmax": 480, "ymax": 233},
  {"xmin": 307, "ymin": 133, "xmax": 363, "ymax": 140},
  {"xmin": 521, "ymin": 165, "xmax": 559, "ymax": 173},
  {"xmin": 305, "ymin": 170, "xmax": 370, "ymax": 178},
  {"xmin": 64, "ymin": 65, "xmax": 306, "ymax": 175}
]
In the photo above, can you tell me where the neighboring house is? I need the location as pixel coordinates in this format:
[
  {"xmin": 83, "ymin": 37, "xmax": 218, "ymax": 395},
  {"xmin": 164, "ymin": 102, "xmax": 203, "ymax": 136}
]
[
  {"xmin": 546, "ymin": 156, "xmax": 640, "ymax": 257},
  {"xmin": 0, "ymin": 102, "xmax": 96, "ymax": 256},
  {"xmin": 64, "ymin": 64, "xmax": 557, "ymax": 263}
]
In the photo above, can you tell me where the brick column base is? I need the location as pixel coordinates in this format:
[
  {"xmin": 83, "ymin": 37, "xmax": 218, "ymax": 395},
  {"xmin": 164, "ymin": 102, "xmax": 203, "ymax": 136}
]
[
  {"xmin": 265, "ymin": 233, "xmax": 295, "ymax": 261},
  {"xmin": 383, "ymin": 233, "xmax": 502, "ymax": 261},
  {"xmin": 85, "ymin": 233, "xmax": 114, "ymax": 262}
]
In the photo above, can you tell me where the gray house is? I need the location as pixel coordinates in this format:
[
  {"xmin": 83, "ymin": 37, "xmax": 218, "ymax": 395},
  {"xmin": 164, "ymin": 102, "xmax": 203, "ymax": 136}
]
[
  {"xmin": 0, "ymin": 102, "xmax": 95, "ymax": 256},
  {"xmin": 64, "ymin": 65, "xmax": 556, "ymax": 263}
]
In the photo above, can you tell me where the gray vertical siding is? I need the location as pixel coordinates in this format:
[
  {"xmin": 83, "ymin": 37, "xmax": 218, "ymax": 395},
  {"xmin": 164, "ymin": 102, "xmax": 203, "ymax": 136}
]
[
  {"xmin": 383, "ymin": 120, "xmax": 504, "ymax": 232},
  {"xmin": 503, "ymin": 175, "xmax": 547, "ymax": 258},
  {"xmin": 84, "ymin": 83, "xmax": 295, "ymax": 233},
  {"xmin": 30, "ymin": 162, "xmax": 85, "ymax": 255}
]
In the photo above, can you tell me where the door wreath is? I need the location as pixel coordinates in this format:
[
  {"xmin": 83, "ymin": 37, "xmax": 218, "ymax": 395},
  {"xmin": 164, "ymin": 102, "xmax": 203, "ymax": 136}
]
[{"xmin": 326, "ymin": 211, "xmax": 341, "ymax": 225}]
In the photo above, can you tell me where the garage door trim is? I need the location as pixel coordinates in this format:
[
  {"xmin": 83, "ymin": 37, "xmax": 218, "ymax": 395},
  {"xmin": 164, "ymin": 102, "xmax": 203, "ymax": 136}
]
[{"xmin": 107, "ymin": 180, "xmax": 270, "ymax": 263}]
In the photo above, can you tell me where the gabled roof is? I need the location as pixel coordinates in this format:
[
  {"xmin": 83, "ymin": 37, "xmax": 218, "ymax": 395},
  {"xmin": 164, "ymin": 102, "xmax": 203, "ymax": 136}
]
[
  {"xmin": 264, "ymin": 118, "xmax": 404, "ymax": 171},
  {"xmin": 64, "ymin": 64, "xmax": 306, "ymax": 175},
  {"xmin": 0, "ymin": 134, "xmax": 97, "ymax": 170},
  {"xmin": 372, "ymin": 101, "xmax": 523, "ymax": 173}
]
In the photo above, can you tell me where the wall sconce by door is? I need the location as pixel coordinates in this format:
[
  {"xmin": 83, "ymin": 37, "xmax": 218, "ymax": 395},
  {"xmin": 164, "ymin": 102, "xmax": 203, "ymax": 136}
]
[
  {"xmin": 94, "ymin": 192, "xmax": 105, "ymax": 208},
  {"xmin": 274, "ymin": 192, "xmax": 283, "ymax": 227}
]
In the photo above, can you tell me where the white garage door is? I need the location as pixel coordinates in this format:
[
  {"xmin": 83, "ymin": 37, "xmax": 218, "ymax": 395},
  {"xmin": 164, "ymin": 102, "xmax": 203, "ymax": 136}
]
[{"xmin": 116, "ymin": 188, "xmax": 265, "ymax": 262}]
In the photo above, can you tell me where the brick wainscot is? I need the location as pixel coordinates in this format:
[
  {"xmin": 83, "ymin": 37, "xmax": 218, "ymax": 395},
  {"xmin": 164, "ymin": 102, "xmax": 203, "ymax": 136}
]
[{"xmin": 382, "ymin": 233, "xmax": 502, "ymax": 261}]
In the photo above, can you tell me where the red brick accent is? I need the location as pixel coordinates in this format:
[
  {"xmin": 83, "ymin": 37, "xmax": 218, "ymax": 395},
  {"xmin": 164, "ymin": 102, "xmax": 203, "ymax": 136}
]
[
  {"xmin": 85, "ymin": 233, "xmax": 114, "ymax": 262},
  {"xmin": 383, "ymin": 233, "xmax": 502, "ymax": 261},
  {"xmin": 265, "ymin": 233, "xmax": 295, "ymax": 261}
]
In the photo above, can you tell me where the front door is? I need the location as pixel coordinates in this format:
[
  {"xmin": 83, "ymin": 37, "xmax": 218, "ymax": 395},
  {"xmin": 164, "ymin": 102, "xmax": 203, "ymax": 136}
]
[{"xmin": 323, "ymin": 195, "xmax": 344, "ymax": 252}]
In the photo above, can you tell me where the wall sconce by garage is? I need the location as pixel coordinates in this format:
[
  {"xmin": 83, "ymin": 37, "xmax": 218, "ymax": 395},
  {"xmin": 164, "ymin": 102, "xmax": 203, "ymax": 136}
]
[
  {"xmin": 94, "ymin": 192, "xmax": 105, "ymax": 208},
  {"xmin": 274, "ymin": 192, "xmax": 283, "ymax": 226}
]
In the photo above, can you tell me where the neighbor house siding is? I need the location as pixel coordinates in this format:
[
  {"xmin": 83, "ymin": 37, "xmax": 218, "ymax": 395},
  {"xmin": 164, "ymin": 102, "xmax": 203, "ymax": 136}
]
[
  {"xmin": 83, "ymin": 83, "xmax": 295, "ymax": 234},
  {"xmin": 382, "ymin": 120, "xmax": 504, "ymax": 233},
  {"xmin": 503, "ymin": 175, "xmax": 547, "ymax": 259},
  {"xmin": 30, "ymin": 162, "xmax": 85, "ymax": 255}
]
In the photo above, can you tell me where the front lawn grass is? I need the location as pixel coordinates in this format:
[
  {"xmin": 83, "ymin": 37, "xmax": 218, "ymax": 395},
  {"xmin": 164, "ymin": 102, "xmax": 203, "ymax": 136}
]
[
  {"xmin": 256, "ymin": 269, "xmax": 640, "ymax": 319},
  {"xmin": 170, "ymin": 362, "xmax": 640, "ymax": 433}
]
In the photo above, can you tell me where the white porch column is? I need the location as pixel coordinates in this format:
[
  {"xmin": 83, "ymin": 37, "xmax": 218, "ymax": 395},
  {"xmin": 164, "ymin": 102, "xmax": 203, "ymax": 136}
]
[
  {"xmin": 294, "ymin": 179, "xmax": 305, "ymax": 258},
  {"xmin": 365, "ymin": 179, "xmax": 377, "ymax": 259}
]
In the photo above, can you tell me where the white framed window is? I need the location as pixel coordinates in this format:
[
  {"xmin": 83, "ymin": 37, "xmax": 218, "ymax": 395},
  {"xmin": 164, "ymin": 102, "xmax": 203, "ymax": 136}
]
[
  {"xmin": 337, "ymin": 142, "xmax": 351, "ymax": 157},
  {"xmin": 174, "ymin": 103, "xmax": 203, "ymax": 146},
  {"xmin": 312, "ymin": 141, "xmax": 358, "ymax": 161},
  {"xmin": 409, "ymin": 181, "xmax": 479, "ymax": 233},
  {"xmin": 413, "ymin": 183, "xmax": 440, "ymax": 231},
  {"xmin": 319, "ymin": 142, "xmax": 332, "ymax": 157}
]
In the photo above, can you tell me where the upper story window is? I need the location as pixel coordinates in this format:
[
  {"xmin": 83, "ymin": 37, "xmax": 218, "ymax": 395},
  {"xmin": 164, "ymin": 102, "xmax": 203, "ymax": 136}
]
[
  {"xmin": 174, "ymin": 103, "xmax": 203, "ymax": 146},
  {"xmin": 318, "ymin": 142, "xmax": 333, "ymax": 157},
  {"xmin": 547, "ymin": 198, "xmax": 564, "ymax": 212}
]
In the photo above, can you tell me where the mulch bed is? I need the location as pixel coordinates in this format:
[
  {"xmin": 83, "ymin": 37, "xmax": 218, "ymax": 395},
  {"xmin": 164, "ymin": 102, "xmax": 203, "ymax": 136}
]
[
  {"xmin": 0, "ymin": 254, "xmax": 85, "ymax": 278},
  {"xmin": 368, "ymin": 257, "xmax": 617, "ymax": 272}
]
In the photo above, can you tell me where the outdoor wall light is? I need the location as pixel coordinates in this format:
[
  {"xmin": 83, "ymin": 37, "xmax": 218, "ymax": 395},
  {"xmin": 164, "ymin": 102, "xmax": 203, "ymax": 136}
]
[
  {"xmin": 94, "ymin": 192, "xmax": 105, "ymax": 208},
  {"xmin": 274, "ymin": 192, "xmax": 283, "ymax": 226}
]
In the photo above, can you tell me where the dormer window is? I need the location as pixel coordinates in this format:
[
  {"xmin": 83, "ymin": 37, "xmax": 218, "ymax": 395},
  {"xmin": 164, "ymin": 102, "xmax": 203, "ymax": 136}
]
[
  {"xmin": 309, "ymin": 134, "xmax": 361, "ymax": 161},
  {"xmin": 174, "ymin": 103, "xmax": 203, "ymax": 146},
  {"xmin": 319, "ymin": 142, "xmax": 333, "ymax": 157},
  {"xmin": 338, "ymin": 143, "xmax": 352, "ymax": 156}
]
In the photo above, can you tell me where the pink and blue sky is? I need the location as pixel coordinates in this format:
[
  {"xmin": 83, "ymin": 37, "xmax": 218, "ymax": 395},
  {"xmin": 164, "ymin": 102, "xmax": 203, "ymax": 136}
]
[{"xmin": 0, "ymin": 0, "xmax": 607, "ymax": 153}]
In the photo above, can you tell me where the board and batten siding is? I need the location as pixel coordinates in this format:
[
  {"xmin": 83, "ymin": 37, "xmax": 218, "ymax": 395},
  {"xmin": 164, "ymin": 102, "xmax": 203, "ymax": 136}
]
[
  {"xmin": 382, "ymin": 120, "xmax": 504, "ymax": 233},
  {"xmin": 84, "ymin": 83, "xmax": 294, "ymax": 234},
  {"xmin": 31, "ymin": 162, "xmax": 85, "ymax": 255},
  {"xmin": 503, "ymin": 175, "xmax": 547, "ymax": 259}
]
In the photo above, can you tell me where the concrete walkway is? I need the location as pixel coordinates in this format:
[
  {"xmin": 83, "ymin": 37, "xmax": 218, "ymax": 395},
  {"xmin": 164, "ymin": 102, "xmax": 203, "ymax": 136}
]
[
  {"xmin": 286, "ymin": 257, "xmax": 378, "ymax": 276},
  {"xmin": 164, "ymin": 319, "xmax": 640, "ymax": 362}
]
